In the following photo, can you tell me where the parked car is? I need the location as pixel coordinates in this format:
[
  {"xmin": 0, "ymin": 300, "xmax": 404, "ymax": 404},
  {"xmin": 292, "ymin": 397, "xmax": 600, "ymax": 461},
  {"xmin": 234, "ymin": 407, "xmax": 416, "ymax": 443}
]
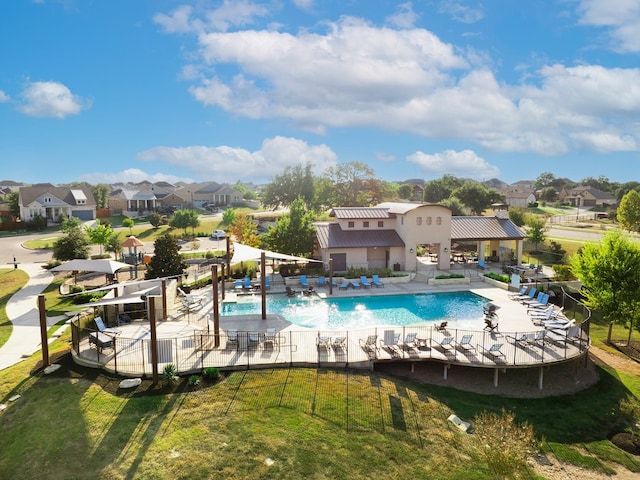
[{"xmin": 210, "ymin": 230, "xmax": 226, "ymax": 240}]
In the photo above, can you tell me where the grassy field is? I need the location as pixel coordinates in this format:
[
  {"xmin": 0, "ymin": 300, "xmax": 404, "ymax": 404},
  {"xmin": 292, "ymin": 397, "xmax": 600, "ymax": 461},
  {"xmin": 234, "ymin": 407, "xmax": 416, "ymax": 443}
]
[{"xmin": 0, "ymin": 269, "xmax": 28, "ymax": 349}]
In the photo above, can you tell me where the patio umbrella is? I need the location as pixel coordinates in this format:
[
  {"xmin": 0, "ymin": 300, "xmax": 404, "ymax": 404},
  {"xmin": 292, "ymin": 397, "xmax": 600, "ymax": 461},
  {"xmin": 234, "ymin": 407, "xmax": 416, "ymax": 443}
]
[{"xmin": 51, "ymin": 258, "xmax": 130, "ymax": 275}]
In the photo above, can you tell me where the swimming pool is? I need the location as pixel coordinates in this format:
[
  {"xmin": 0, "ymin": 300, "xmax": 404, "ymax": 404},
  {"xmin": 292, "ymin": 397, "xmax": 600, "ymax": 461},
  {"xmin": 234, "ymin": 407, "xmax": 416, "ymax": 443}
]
[{"xmin": 221, "ymin": 291, "xmax": 489, "ymax": 330}]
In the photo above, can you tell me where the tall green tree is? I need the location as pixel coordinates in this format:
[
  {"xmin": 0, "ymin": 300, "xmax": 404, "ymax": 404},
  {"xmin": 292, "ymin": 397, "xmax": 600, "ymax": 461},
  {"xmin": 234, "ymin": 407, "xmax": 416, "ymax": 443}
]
[
  {"xmin": 452, "ymin": 182, "xmax": 504, "ymax": 215},
  {"xmin": 525, "ymin": 216, "xmax": 547, "ymax": 252},
  {"xmin": 149, "ymin": 212, "xmax": 162, "ymax": 229},
  {"xmin": 508, "ymin": 206, "xmax": 527, "ymax": 227},
  {"xmin": 228, "ymin": 211, "xmax": 260, "ymax": 247},
  {"xmin": 6, "ymin": 191, "xmax": 20, "ymax": 218},
  {"xmin": 61, "ymin": 216, "xmax": 82, "ymax": 233},
  {"xmin": 145, "ymin": 235, "xmax": 187, "ymax": 280},
  {"xmin": 122, "ymin": 217, "xmax": 134, "ymax": 235},
  {"xmin": 397, "ymin": 183, "xmax": 414, "ymax": 200},
  {"xmin": 571, "ymin": 232, "xmax": 640, "ymax": 344},
  {"xmin": 91, "ymin": 183, "xmax": 111, "ymax": 209},
  {"xmin": 617, "ymin": 190, "xmax": 640, "ymax": 233},
  {"xmin": 222, "ymin": 208, "xmax": 236, "ymax": 226},
  {"xmin": 105, "ymin": 232, "xmax": 123, "ymax": 260},
  {"xmin": 169, "ymin": 209, "xmax": 199, "ymax": 236},
  {"xmin": 423, "ymin": 175, "xmax": 463, "ymax": 203},
  {"xmin": 85, "ymin": 223, "xmax": 114, "ymax": 256},
  {"xmin": 323, "ymin": 161, "xmax": 376, "ymax": 207},
  {"xmin": 261, "ymin": 162, "xmax": 315, "ymax": 209},
  {"xmin": 261, "ymin": 197, "xmax": 315, "ymax": 257},
  {"xmin": 53, "ymin": 229, "xmax": 91, "ymax": 261}
]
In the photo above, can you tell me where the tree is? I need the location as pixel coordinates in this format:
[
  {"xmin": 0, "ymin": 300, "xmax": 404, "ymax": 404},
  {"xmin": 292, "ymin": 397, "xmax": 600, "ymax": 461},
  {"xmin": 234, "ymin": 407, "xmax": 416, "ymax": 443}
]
[
  {"xmin": 261, "ymin": 162, "xmax": 315, "ymax": 209},
  {"xmin": 105, "ymin": 232, "xmax": 123, "ymax": 260},
  {"xmin": 149, "ymin": 212, "xmax": 162, "ymax": 229},
  {"xmin": 439, "ymin": 197, "xmax": 466, "ymax": 216},
  {"xmin": 533, "ymin": 172, "xmax": 556, "ymax": 190},
  {"xmin": 397, "ymin": 183, "xmax": 414, "ymax": 200},
  {"xmin": 323, "ymin": 161, "xmax": 377, "ymax": 207},
  {"xmin": 616, "ymin": 181, "xmax": 640, "ymax": 202},
  {"xmin": 452, "ymin": 182, "xmax": 503, "ymax": 215},
  {"xmin": 6, "ymin": 191, "xmax": 19, "ymax": 218},
  {"xmin": 122, "ymin": 217, "xmax": 134, "ymax": 235},
  {"xmin": 508, "ymin": 206, "xmax": 527, "ymax": 227},
  {"xmin": 423, "ymin": 175, "xmax": 463, "ymax": 203},
  {"xmin": 145, "ymin": 234, "xmax": 187, "ymax": 280},
  {"xmin": 52, "ymin": 229, "xmax": 91, "ymax": 261},
  {"xmin": 91, "ymin": 183, "xmax": 111, "ymax": 209},
  {"xmin": 571, "ymin": 232, "xmax": 640, "ymax": 344},
  {"xmin": 228, "ymin": 211, "xmax": 260, "ymax": 247},
  {"xmin": 581, "ymin": 175, "xmax": 617, "ymax": 195},
  {"xmin": 525, "ymin": 216, "xmax": 547, "ymax": 252},
  {"xmin": 169, "ymin": 209, "xmax": 199, "ymax": 237},
  {"xmin": 85, "ymin": 223, "xmax": 113, "ymax": 256},
  {"xmin": 61, "ymin": 216, "xmax": 82, "ymax": 233},
  {"xmin": 233, "ymin": 181, "xmax": 257, "ymax": 200},
  {"xmin": 539, "ymin": 186, "xmax": 557, "ymax": 203},
  {"xmin": 261, "ymin": 197, "xmax": 315, "ymax": 257},
  {"xmin": 617, "ymin": 190, "xmax": 640, "ymax": 233},
  {"xmin": 222, "ymin": 208, "xmax": 236, "ymax": 226}
]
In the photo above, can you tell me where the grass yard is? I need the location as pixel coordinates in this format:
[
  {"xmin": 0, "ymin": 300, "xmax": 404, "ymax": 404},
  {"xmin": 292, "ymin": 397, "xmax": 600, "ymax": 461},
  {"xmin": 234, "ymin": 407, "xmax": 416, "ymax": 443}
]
[{"xmin": 0, "ymin": 269, "xmax": 28, "ymax": 349}]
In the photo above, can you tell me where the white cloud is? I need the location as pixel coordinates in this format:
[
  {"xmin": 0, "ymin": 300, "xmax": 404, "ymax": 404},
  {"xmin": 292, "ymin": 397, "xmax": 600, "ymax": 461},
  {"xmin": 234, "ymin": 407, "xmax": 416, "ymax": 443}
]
[
  {"xmin": 438, "ymin": 0, "xmax": 485, "ymax": 24},
  {"xmin": 292, "ymin": 0, "xmax": 314, "ymax": 11},
  {"xmin": 18, "ymin": 81, "xmax": 90, "ymax": 118},
  {"xmin": 386, "ymin": 2, "xmax": 419, "ymax": 29},
  {"xmin": 375, "ymin": 152, "xmax": 396, "ymax": 162},
  {"xmin": 577, "ymin": 0, "xmax": 640, "ymax": 52},
  {"xmin": 0, "ymin": 90, "xmax": 9, "ymax": 103},
  {"xmin": 136, "ymin": 136, "xmax": 337, "ymax": 183},
  {"xmin": 160, "ymin": 9, "xmax": 640, "ymax": 157},
  {"xmin": 406, "ymin": 149, "xmax": 500, "ymax": 178},
  {"xmin": 78, "ymin": 168, "xmax": 194, "ymax": 185},
  {"xmin": 154, "ymin": 1, "xmax": 269, "ymax": 34}
]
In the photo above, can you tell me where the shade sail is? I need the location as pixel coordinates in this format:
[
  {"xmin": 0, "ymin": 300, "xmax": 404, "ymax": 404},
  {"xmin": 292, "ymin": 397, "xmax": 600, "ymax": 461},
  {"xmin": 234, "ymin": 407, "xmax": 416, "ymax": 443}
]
[
  {"xmin": 71, "ymin": 286, "xmax": 160, "ymax": 308},
  {"xmin": 51, "ymin": 259, "xmax": 131, "ymax": 274},
  {"xmin": 230, "ymin": 243, "xmax": 322, "ymax": 265}
]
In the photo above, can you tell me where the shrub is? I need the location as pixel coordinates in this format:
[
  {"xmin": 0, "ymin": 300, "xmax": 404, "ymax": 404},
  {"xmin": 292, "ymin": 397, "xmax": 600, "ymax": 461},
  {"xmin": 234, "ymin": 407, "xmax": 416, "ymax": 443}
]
[
  {"xmin": 161, "ymin": 364, "xmax": 179, "ymax": 387},
  {"xmin": 188, "ymin": 375, "xmax": 201, "ymax": 388},
  {"xmin": 203, "ymin": 366, "xmax": 221, "ymax": 382},
  {"xmin": 552, "ymin": 264, "xmax": 574, "ymax": 281},
  {"xmin": 435, "ymin": 274, "xmax": 465, "ymax": 279},
  {"xmin": 484, "ymin": 272, "xmax": 509, "ymax": 283}
]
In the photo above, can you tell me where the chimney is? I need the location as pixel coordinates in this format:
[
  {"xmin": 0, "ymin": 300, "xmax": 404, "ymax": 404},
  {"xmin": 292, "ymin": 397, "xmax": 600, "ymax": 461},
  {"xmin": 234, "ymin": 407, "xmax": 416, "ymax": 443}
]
[{"xmin": 491, "ymin": 203, "xmax": 509, "ymax": 219}]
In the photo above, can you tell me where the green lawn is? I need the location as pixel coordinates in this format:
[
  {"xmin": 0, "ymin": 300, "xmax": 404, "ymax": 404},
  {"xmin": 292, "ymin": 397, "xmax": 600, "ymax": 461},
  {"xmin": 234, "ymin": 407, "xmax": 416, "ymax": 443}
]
[{"xmin": 0, "ymin": 269, "xmax": 28, "ymax": 349}]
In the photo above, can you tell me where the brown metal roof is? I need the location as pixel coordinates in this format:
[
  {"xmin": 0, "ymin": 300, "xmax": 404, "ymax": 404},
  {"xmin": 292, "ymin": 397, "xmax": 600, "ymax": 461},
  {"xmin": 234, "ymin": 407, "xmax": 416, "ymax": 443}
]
[
  {"xmin": 316, "ymin": 223, "xmax": 405, "ymax": 249},
  {"xmin": 330, "ymin": 207, "xmax": 392, "ymax": 219},
  {"xmin": 451, "ymin": 216, "xmax": 527, "ymax": 241}
]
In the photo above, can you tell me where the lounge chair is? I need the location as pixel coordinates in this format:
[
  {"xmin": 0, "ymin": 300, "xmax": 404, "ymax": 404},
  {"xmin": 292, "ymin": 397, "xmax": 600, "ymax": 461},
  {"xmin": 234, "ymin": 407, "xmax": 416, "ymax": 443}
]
[
  {"xmin": 338, "ymin": 280, "xmax": 349, "ymax": 290},
  {"xmin": 401, "ymin": 332, "xmax": 418, "ymax": 350},
  {"xmin": 522, "ymin": 292, "xmax": 548, "ymax": 308},
  {"xmin": 457, "ymin": 334, "xmax": 475, "ymax": 351},
  {"xmin": 118, "ymin": 313, "xmax": 131, "ymax": 325},
  {"xmin": 226, "ymin": 329, "xmax": 238, "ymax": 349},
  {"xmin": 477, "ymin": 259, "xmax": 489, "ymax": 270},
  {"xmin": 371, "ymin": 274, "xmax": 384, "ymax": 288},
  {"xmin": 508, "ymin": 286, "xmax": 528, "ymax": 299},
  {"xmin": 359, "ymin": 335, "xmax": 378, "ymax": 355},
  {"xmin": 435, "ymin": 321, "xmax": 449, "ymax": 332},
  {"xmin": 285, "ymin": 286, "xmax": 297, "ymax": 297},
  {"xmin": 248, "ymin": 331, "xmax": 262, "ymax": 349},
  {"xmin": 300, "ymin": 275, "xmax": 310, "ymax": 288},
  {"xmin": 332, "ymin": 336, "xmax": 347, "ymax": 351},
  {"xmin": 234, "ymin": 279, "xmax": 243, "ymax": 290},
  {"xmin": 316, "ymin": 334, "xmax": 331, "ymax": 351},
  {"xmin": 89, "ymin": 331, "xmax": 114, "ymax": 354},
  {"xmin": 512, "ymin": 286, "xmax": 536, "ymax": 302},
  {"xmin": 94, "ymin": 316, "xmax": 121, "ymax": 335},
  {"xmin": 525, "ymin": 330, "xmax": 546, "ymax": 347},
  {"xmin": 360, "ymin": 276, "xmax": 372, "ymax": 288},
  {"xmin": 243, "ymin": 277, "xmax": 252, "ymax": 290},
  {"xmin": 380, "ymin": 330, "xmax": 401, "ymax": 356},
  {"xmin": 482, "ymin": 342, "xmax": 505, "ymax": 358},
  {"xmin": 316, "ymin": 276, "xmax": 326, "ymax": 287},
  {"xmin": 350, "ymin": 280, "xmax": 362, "ymax": 289},
  {"xmin": 433, "ymin": 333, "xmax": 454, "ymax": 350},
  {"xmin": 264, "ymin": 327, "xmax": 277, "ymax": 347},
  {"xmin": 263, "ymin": 277, "xmax": 271, "ymax": 290}
]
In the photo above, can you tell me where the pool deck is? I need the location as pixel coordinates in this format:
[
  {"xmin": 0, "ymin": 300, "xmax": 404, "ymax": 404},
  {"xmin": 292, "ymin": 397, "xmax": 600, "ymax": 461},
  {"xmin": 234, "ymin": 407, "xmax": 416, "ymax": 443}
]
[{"xmin": 73, "ymin": 275, "xmax": 589, "ymax": 389}]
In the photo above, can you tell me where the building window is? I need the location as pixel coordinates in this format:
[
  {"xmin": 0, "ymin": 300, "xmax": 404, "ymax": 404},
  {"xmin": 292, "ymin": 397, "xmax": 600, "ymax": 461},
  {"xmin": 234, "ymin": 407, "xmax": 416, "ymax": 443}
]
[
  {"xmin": 426, "ymin": 216, "xmax": 432, "ymax": 225},
  {"xmin": 378, "ymin": 221, "xmax": 384, "ymax": 228},
  {"xmin": 363, "ymin": 221, "xmax": 369, "ymax": 228},
  {"xmin": 348, "ymin": 221, "xmax": 355, "ymax": 228},
  {"xmin": 416, "ymin": 217, "xmax": 422, "ymax": 226},
  {"xmin": 436, "ymin": 216, "xmax": 442, "ymax": 225},
  {"xmin": 44, "ymin": 197, "xmax": 51, "ymax": 203}
]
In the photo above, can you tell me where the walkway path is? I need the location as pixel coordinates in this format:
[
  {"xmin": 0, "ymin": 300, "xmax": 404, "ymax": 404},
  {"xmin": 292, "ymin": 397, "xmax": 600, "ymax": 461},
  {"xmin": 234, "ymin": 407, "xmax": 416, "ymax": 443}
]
[{"xmin": 0, "ymin": 263, "xmax": 66, "ymax": 371}]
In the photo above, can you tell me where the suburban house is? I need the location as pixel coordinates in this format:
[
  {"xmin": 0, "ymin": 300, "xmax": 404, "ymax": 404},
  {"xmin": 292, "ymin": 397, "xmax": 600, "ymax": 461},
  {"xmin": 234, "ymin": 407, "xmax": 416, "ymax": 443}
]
[
  {"xmin": 109, "ymin": 185, "xmax": 186, "ymax": 216},
  {"xmin": 501, "ymin": 188, "xmax": 537, "ymax": 208},
  {"xmin": 315, "ymin": 202, "xmax": 527, "ymax": 273},
  {"xmin": 558, "ymin": 186, "xmax": 617, "ymax": 208},
  {"xmin": 181, "ymin": 182, "xmax": 244, "ymax": 207},
  {"xmin": 18, "ymin": 184, "xmax": 96, "ymax": 224}
]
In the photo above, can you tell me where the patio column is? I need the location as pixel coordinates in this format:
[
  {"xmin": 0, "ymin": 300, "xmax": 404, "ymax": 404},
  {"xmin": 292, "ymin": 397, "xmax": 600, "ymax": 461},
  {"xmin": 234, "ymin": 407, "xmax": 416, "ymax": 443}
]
[
  {"xmin": 538, "ymin": 366, "xmax": 544, "ymax": 390},
  {"xmin": 38, "ymin": 294, "xmax": 50, "ymax": 369},
  {"xmin": 515, "ymin": 240, "xmax": 523, "ymax": 265},
  {"xmin": 479, "ymin": 241, "xmax": 486, "ymax": 262}
]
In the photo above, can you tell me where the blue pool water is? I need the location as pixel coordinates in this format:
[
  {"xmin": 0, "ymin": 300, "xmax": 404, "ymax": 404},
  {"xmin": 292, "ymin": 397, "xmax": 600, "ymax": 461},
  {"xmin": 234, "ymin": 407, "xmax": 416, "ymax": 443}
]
[{"xmin": 221, "ymin": 291, "xmax": 488, "ymax": 330}]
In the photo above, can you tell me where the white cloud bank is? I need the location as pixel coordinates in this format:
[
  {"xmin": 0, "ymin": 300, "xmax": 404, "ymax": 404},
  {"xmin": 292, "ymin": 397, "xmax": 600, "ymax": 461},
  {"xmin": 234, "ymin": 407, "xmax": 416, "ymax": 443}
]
[
  {"xmin": 407, "ymin": 149, "xmax": 500, "ymax": 179},
  {"xmin": 18, "ymin": 81, "xmax": 91, "ymax": 118}
]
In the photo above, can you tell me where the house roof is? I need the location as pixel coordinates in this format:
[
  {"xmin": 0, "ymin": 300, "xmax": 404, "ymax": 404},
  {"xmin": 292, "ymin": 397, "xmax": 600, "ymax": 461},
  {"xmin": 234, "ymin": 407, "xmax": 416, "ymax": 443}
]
[
  {"xmin": 451, "ymin": 216, "xmax": 527, "ymax": 241},
  {"xmin": 376, "ymin": 201, "xmax": 449, "ymax": 214},
  {"xmin": 19, "ymin": 185, "xmax": 96, "ymax": 207},
  {"xmin": 561, "ymin": 186, "xmax": 616, "ymax": 200},
  {"xmin": 315, "ymin": 223, "xmax": 405, "ymax": 249},
  {"xmin": 330, "ymin": 207, "xmax": 392, "ymax": 219}
]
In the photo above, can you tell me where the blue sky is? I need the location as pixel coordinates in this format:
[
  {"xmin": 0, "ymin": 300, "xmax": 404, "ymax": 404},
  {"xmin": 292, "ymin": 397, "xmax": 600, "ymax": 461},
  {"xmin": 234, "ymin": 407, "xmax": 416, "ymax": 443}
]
[{"xmin": 1, "ymin": 0, "xmax": 639, "ymax": 187}]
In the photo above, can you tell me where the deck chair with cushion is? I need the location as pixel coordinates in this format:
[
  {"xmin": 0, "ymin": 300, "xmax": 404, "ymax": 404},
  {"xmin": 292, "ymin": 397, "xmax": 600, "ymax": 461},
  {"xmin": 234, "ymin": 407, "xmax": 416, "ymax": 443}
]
[
  {"xmin": 360, "ymin": 276, "xmax": 372, "ymax": 288},
  {"xmin": 234, "ymin": 279, "xmax": 243, "ymax": 290},
  {"xmin": 248, "ymin": 331, "xmax": 262, "ymax": 349},
  {"xmin": 94, "ymin": 316, "xmax": 121, "ymax": 335},
  {"xmin": 316, "ymin": 334, "xmax": 331, "ymax": 351},
  {"xmin": 338, "ymin": 280, "xmax": 349, "ymax": 290},
  {"xmin": 433, "ymin": 332, "xmax": 455, "ymax": 350},
  {"xmin": 300, "ymin": 275, "xmax": 310, "ymax": 288},
  {"xmin": 226, "ymin": 329, "xmax": 239, "ymax": 349},
  {"xmin": 477, "ymin": 259, "xmax": 490, "ymax": 270},
  {"xmin": 264, "ymin": 327, "xmax": 277, "ymax": 348},
  {"xmin": 401, "ymin": 332, "xmax": 418, "ymax": 350},
  {"xmin": 332, "ymin": 336, "xmax": 347, "ymax": 351},
  {"xmin": 380, "ymin": 330, "xmax": 401, "ymax": 356},
  {"xmin": 359, "ymin": 335, "xmax": 378, "ymax": 355},
  {"xmin": 457, "ymin": 334, "xmax": 475, "ymax": 351},
  {"xmin": 316, "ymin": 276, "xmax": 326, "ymax": 287},
  {"xmin": 371, "ymin": 274, "xmax": 384, "ymax": 288},
  {"xmin": 350, "ymin": 280, "xmax": 362, "ymax": 289},
  {"xmin": 508, "ymin": 285, "xmax": 528, "ymax": 299},
  {"xmin": 511, "ymin": 286, "xmax": 536, "ymax": 302},
  {"xmin": 482, "ymin": 342, "xmax": 505, "ymax": 358},
  {"xmin": 243, "ymin": 277, "xmax": 252, "ymax": 290}
]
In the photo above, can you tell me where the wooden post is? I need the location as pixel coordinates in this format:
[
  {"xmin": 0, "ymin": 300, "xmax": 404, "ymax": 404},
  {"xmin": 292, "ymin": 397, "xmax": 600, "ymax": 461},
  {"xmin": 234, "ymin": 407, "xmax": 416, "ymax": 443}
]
[
  {"xmin": 38, "ymin": 294, "xmax": 50, "ymax": 369},
  {"xmin": 220, "ymin": 263, "xmax": 226, "ymax": 301},
  {"xmin": 212, "ymin": 265, "xmax": 220, "ymax": 347},
  {"xmin": 225, "ymin": 236, "xmax": 231, "ymax": 279},
  {"xmin": 161, "ymin": 279, "xmax": 167, "ymax": 320},
  {"xmin": 261, "ymin": 251, "xmax": 266, "ymax": 320},
  {"xmin": 149, "ymin": 296, "xmax": 159, "ymax": 384},
  {"xmin": 329, "ymin": 258, "xmax": 333, "ymax": 295}
]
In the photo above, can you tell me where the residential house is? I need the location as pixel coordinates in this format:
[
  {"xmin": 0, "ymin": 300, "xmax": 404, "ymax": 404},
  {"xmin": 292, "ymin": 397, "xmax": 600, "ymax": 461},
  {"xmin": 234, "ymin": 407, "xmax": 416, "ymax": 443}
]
[
  {"xmin": 558, "ymin": 186, "xmax": 617, "ymax": 208},
  {"xmin": 501, "ymin": 188, "xmax": 537, "ymax": 208},
  {"xmin": 18, "ymin": 184, "xmax": 96, "ymax": 224}
]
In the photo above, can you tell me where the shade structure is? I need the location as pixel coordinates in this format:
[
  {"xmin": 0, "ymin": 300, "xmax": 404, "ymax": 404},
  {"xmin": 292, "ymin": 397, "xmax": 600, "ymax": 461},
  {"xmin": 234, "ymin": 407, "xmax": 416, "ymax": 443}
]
[
  {"xmin": 121, "ymin": 236, "xmax": 144, "ymax": 248},
  {"xmin": 71, "ymin": 285, "xmax": 160, "ymax": 308},
  {"xmin": 230, "ymin": 242, "xmax": 322, "ymax": 265},
  {"xmin": 51, "ymin": 258, "xmax": 131, "ymax": 275}
]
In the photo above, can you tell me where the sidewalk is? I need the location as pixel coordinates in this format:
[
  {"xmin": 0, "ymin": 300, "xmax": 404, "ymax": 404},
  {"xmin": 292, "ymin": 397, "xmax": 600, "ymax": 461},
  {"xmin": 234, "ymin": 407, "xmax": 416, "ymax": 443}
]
[{"xmin": 0, "ymin": 263, "xmax": 66, "ymax": 371}]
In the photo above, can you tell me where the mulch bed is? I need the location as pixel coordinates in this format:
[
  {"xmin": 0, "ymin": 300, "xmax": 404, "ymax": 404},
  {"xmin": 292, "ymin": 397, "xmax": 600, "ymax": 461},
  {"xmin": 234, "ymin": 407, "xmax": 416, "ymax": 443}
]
[{"xmin": 612, "ymin": 340, "xmax": 640, "ymax": 364}]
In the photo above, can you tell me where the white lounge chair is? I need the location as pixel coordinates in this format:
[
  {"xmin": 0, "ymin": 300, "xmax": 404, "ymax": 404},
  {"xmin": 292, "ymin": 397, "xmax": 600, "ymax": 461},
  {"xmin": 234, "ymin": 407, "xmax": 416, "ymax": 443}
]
[
  {"xmin": 94, "ymin": 316, "xmax": 121, "ymax": 335},
  {"xmin": 359, "ymin": 335, "xmax": 378, "ymax": 354}
]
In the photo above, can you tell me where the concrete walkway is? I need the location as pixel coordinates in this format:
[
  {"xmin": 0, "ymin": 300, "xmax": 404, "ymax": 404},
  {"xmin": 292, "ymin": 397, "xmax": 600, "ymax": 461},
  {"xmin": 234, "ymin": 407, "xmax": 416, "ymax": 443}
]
[{"xmin": 0, "ymin": 263, "xmax": 67, "ymax": 371}]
